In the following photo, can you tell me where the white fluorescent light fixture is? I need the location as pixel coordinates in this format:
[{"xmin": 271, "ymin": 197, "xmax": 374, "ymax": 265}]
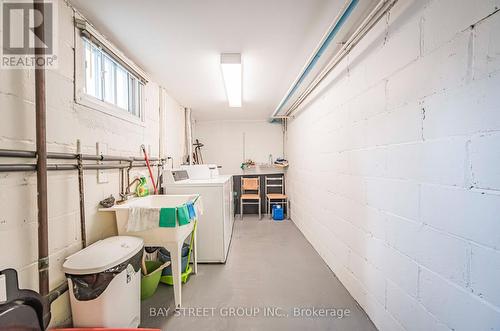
[{"xmin": 220, "ymin": 53, "xmax": 242, "ymax": 107}]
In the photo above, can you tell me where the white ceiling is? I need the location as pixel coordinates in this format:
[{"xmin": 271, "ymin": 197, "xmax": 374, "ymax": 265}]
[{"xmin": 69, "ymin": 0, "xmax": 344, "ymax": 120}]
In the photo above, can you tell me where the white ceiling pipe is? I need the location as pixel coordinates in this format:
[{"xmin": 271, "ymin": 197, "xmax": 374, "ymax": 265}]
[
  {"xmin": 185, "ymin": 108, "xmax": 193, "ymax": 165},
  {"xmin": 272, "ymin": 0, "xmax": 359, "ymax": 118},
  {"xmin": 285, "ymin": 0, "xmax": 398, "ymax": 117}
]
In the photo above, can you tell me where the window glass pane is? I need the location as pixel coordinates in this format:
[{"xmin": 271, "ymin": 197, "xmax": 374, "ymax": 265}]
[
  {"xmin": 103, "ymin": 55, "xmax": 116, "ymax": 104},
  {"xmin": 138, "ymin": 83, "xmax": 143, "ymax": 117},
  {"xmin": 128, "ymin": 76, "xmax": 136, "ymax": 115},
  {"xmin": 84, "ymin": 41, "xmax": 92, "ymax": 94},
  {"xmin": 92, "ymin": 47, "xmax": 102, "ymax": 99},
  {"xmin": 84, "ymin": 41, "xmax": 102, "ymax": 99},
  {"xmin": 116, "ymin": 65, "xmax": 129, "ymax": 110}
]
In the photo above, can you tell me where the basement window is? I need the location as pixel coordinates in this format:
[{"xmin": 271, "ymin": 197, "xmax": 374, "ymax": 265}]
[
  {"xmin": 83, "ymin": 38, "xmax": 143, "ymax": 117},
  {"xmin": 74, "ymin": 17, "xmax": 149, "ymax": 124}
]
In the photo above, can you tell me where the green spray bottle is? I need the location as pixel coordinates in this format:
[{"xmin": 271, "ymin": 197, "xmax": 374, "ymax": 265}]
[{"xmin": 136, "ymin": 176, "xmax": 149, "ymax": 197}]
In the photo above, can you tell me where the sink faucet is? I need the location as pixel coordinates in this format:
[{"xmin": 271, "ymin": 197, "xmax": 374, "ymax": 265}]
[{"xmin": 121, "ymin": 177, "xmax": 141, "ymax": 200}]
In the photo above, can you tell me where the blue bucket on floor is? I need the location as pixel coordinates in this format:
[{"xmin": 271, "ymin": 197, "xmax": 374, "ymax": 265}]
[
  {"xmin": 272, "ymin": 205, "xmax": 284, "ymax": 221},
  {"xmin": 158, "ymin": 244, "xmax": 189, "ymax": 276}
]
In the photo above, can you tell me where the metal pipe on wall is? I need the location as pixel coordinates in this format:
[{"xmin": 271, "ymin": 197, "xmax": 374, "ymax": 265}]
[
  {"xmin": 76, "ymin": 140, "xmax": 87, "ymax": 249},
  {"xmin": 0, "ymin": 163, "xmax": 159, "ymax": 173},
  {"xmin": 186, "ymin": 108, "xmax": 193, "ymax": 165},
  {"xmin": 77, "ymin": 162, "xmax": 87, "ymax": 248},
  {"xmin": 47, "ymin": 152, "xmax": 79, "ymax": 160},
  {"xmin": 34, "ymin": 0, "xmax": 50, "ymax": 299},
  {"xmin": 47, "ymin": 282, "xmax": 69, "ymax": 304},
  {"xmin": 0, "ymin": 149, "xmax": 160, "ymax": 162},
  {"xmin": 83, "ymin": 163, "xmax": 130, "ymax": 170},
  {"xmin": 48, "ymin": 164, "xmax": 78, "ymax": 171},
  {"xmin": 0, "ymin": 149, "xmax": 37, "ymax": 158},
  {"xmin": 0, "ymin": 164, "xmax": 78, "ymax": 172},
  {"xmin": 0, "ymin": 164, "xmax": 37, "ymax": 172},
  {"xmin": 159, "ymin": 88, "xmax": 166, "ymax": 161}
]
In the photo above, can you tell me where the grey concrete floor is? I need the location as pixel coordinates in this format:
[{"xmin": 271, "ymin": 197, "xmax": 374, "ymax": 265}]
[{"xmin": 140, "ymin": 216, "xmax": 377, "ymax": 331}]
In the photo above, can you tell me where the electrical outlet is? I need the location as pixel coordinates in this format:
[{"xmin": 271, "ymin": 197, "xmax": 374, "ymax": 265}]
[{"xmin": 96, "ymin": 142, "xmax": 109, "ymax": 184}]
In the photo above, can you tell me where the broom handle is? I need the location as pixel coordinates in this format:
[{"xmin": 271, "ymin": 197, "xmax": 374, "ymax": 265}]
[
  {"xmin": 185, "ymin": 220, "xmax": 197, "ymax": 273},
  {"xmin": 141, "ymin": 144, "xmax": 158, "ymax": 194}
]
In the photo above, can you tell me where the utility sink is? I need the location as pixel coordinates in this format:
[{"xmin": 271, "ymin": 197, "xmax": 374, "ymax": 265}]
[
  {"xmin": 102, "ymin": 194, "xmax": 199, "ymax": 245},
  {"xmin": 100, "ymin": 194, "xmax": 200, "ymax": 308}
]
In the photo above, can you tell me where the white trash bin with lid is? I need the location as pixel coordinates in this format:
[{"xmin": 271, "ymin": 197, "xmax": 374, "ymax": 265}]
[{"xmin": 62, "ymin": 236, "xmax": 143, "ymax": 328}]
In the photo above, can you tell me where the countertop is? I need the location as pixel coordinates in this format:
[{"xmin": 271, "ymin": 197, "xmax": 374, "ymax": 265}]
[{"xmin": 233, "ymin": 166, "xmax": 286, "ymax": 176}]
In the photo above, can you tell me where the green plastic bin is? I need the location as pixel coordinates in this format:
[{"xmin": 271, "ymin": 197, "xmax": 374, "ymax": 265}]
[{"xmin": 141, "ymin": 261, "xmax": 169, "ymax": 300}]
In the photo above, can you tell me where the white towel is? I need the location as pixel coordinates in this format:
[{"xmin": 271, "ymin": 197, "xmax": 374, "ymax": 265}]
[{"xmin": 127, "ymin": 207, "xmax": 160, "ymax": 232}]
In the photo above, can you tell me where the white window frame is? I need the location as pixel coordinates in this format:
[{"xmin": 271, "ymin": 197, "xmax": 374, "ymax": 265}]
[{"xmin": 74, "ymin": 21, "xmax": 148, "ymax": 126}]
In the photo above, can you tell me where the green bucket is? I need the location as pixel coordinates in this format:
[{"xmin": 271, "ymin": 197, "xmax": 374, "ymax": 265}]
[
  {"xmin": 159, "ymin": 220, "xmax": 197, "ymax": 286},
  {"xmin": 160, "ymin": 265, "xmax": 193, "ymax": 285},
  {"xmin": 141, "ymin": 261, "xmax": 168, "ymax": 300}
]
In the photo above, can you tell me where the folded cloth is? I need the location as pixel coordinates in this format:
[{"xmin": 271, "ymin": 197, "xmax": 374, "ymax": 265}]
[
  {"xmin": 128, "ymin": 196, "xmax": 205, "ymax": 230},
  {"xmin": 159, "ymin": 205, "xmax": 193, "ymax": 228},
  {"xmin": 177, "ymin": 205, "xmax": 191, "ymax": 225},
  {"xmin": 127, "ymin": 207, "xmax": 160, "ymax": 232},
  {"xmin": 187, "ymin": 202, "xmax": 196, "ymax": 219},
  {"xmin": 159, "ymin": 207, "xmax": 177, "ymax": 227}
]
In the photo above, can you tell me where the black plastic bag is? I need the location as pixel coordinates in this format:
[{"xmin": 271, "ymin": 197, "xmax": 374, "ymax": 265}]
[{"xmin": 67, "ymin": 249, "xmax": 142, "ymax": 301}]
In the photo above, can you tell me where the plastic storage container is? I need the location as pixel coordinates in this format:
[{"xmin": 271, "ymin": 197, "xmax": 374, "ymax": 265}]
[
  {"xmin": 158, "ymin": 244, "xmax": 189, "ymax": 275},
  {"xmin": 62, "ymin": 236, "xmax": 144, "ymax": 328},
  {"xmin": 272, "ymin": 205, "xmax": 284, "ymax": 221},
  {"xmin": 158, "ymin": 243, "xmax": 192, "ymax": 285},
  {"xmin": 141, "ymin": 260, "xmax": 168, "ymax": 300}
]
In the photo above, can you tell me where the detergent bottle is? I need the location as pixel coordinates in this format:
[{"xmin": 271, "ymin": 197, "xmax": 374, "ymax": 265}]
[{"xmin": 136, "ymin": 176, "xmax": 149, "ymax": 197}]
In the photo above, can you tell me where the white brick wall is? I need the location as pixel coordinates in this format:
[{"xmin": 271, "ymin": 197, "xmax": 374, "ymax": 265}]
[
  {"xmin": 0, "ymin": 1, "xmax": 185, "ymax": 326},
  {"xmin": 471, "ymin": 133, "xmax": 500, "ymax": 190},
  {"xmin": 286, "ymin": 0, "xmax": 500, "ymax": 330}
]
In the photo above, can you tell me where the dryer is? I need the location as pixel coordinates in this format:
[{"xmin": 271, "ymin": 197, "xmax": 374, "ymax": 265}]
[{"xmin": 163, "ymin": 167, "xmax": 234, "ymax": 263}]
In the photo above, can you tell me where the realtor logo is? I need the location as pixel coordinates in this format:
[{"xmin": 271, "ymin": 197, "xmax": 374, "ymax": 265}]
[{"xmin": 1, "ymin": 0, "xmax": 58, "ymax": 69}]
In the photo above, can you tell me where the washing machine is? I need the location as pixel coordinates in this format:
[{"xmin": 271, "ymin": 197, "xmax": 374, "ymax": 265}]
[{"xmin": 163, "ymin": 166, "xmax": 234, "ymax": 263}]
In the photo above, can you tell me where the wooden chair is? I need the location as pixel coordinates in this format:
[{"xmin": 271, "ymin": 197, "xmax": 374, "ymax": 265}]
[
  {"xmin": 265, "ymin": 176, "xmax": 289, "ymax": 219},
  {"xmin": 240, "ymin": 177, "xmax": 261, "ymax": 219}
]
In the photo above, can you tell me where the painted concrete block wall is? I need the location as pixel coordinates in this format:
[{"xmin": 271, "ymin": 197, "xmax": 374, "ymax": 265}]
[
  {"xmin": 194, "ymin": 120, "xmax": 283, "ymax": 174},
  {"xmin": 286, "ymin": 0, "xmax": 500, "ymax": 330},
  {"xmin": 0, "ymin": 0, "xmax": 184, "ymax": 326}
]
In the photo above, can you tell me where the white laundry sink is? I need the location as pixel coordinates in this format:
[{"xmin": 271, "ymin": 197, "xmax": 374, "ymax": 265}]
[
  {"xmin": 100, "ymin": 194, "xmax": 199, "ymax": 308},
  {"xmin": 103, "ymin": 194, "xmax": 198, "ymax": 245}
]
